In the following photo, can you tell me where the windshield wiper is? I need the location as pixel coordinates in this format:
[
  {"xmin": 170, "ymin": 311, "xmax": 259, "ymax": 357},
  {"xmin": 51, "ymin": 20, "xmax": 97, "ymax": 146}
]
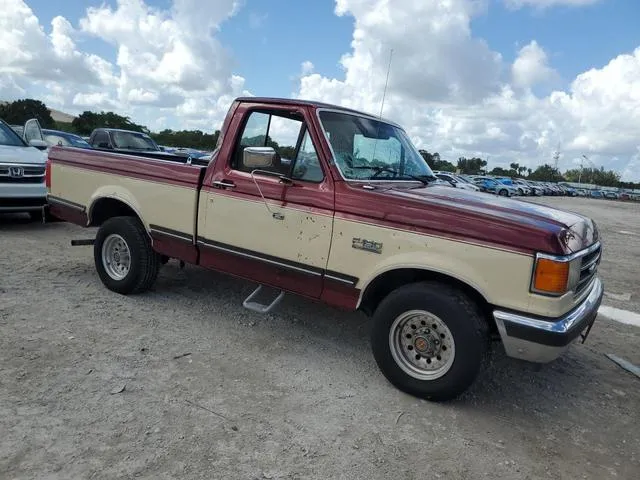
[{"xmin": 350, "ymin": 166, "xmax": 436, "ymax": 186}]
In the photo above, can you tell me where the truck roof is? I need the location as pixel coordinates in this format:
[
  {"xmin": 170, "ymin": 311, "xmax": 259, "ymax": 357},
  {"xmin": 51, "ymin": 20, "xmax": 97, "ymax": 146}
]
[{"xmin": 234, "ymin": 96, "xmax": 400, "ymax": 127}]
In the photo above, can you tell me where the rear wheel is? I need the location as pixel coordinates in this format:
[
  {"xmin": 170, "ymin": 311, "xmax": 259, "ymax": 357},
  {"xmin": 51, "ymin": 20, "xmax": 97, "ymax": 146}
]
[
  {"xmin": 93, "ymin": 216, "xmax": 160, "ymax": 294},
  {"xmin": 498, "ymin": 189, "xmax": 509, "ymax": 196},
  {"xmin": 371, "ymin": 282, "xmax": 490, "ymax": 401}
]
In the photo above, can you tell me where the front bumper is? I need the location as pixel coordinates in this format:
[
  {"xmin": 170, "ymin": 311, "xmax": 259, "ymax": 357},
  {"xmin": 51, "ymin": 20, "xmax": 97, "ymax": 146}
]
[
  {"xmin": 1, "ymin": 182, "xmax": 47, "ymax": 213},
  {"xmin": 493, "ymin": 277, "xmax": 603, "ymax": 363}
]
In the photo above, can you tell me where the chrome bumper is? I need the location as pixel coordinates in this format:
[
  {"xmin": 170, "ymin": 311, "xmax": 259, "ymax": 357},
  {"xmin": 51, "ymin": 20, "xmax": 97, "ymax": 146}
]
[{"xmin": 493, "ymin": 277, "xmax": 603, "ymax": 363}]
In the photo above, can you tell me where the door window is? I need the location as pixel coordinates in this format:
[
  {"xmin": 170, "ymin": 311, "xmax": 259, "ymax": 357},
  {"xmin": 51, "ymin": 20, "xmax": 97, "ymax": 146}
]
[{"xmin": 233, "ymin": 110, "xmax": 323, "ymax": 182}]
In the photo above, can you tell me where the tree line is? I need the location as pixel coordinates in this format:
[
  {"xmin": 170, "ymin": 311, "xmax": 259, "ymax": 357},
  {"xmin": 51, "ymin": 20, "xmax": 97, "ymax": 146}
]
[
  {"xmin": 419, "ymin": 150, "xmax": 639, "ymax": 190},
  {"xmin": 0, "ymin": 98, "xmax": 219, "ymax": 150},
  {"xmin": 2, "ymin": 99, "xmax": 636, "ymax": 189}
]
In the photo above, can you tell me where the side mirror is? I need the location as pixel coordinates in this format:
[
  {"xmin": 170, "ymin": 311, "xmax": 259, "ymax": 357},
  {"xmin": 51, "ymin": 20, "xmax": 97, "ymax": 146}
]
[
  {"xmin": 28, "ymin": 139, "xmax": 49, "ymax": 150},
  {"xmin": 243, "ymin": 146, "xmax": 276, "ymax": 169}
]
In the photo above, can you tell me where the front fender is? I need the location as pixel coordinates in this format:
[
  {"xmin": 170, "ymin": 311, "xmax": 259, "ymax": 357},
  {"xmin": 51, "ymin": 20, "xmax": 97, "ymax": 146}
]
[{"xmin": 356, "ymin": 250, "xmax": 492, "ymax": 304}]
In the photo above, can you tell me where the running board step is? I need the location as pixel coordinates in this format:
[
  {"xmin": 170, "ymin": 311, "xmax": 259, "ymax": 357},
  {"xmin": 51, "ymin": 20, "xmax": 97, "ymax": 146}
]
[{"xmin": 243, "ymin": 285, "xmax": 285, "ymax": 313}]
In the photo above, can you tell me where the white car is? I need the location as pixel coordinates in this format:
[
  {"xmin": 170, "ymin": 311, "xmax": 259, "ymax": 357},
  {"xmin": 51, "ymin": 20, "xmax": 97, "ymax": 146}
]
[
  {"xmin": 434, "ymin": 172, "xmax": 481, "ymax": 191},
  {"xmin": 0, "ymin": 118, "xmax": 50, "ymax": 220}
]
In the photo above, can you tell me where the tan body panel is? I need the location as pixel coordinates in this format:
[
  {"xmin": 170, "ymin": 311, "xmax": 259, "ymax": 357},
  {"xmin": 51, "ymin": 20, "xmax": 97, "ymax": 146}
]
[
  {"xmin": 50, "ymin": 163, "xmax": 198, "ymax": 236},
  {"xmin": 198, "ymin": 193, "xmax": 333, "ymax": 269},
  {"xmin": 328, "ymin": 217, "xmax": 580, "ymax": 318},
  {"xmin": 51, "ymin": 163, "xmax": 581, "ymax": 318}
]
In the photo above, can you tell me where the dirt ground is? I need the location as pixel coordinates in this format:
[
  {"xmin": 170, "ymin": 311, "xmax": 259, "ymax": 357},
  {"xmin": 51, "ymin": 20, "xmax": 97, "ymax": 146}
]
[{"xmin": 1, "ymin": 196, "xmax": 638, "ymax": 480}]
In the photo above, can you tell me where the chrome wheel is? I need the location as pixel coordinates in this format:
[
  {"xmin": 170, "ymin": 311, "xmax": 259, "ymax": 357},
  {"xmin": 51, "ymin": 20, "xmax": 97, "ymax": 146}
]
[
  {"xmin": 101, "ymin": 234, "xmax": 131, "ymax": 281},
  {"xmin": 389, "ymin": 310, "xmax": 456, "ymax": 380}
]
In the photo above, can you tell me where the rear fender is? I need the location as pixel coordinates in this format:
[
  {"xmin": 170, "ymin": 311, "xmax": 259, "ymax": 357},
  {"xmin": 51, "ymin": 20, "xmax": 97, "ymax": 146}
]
[{"xmin": 88, "ymin": 186, "xmax": 146, "ymax": 230}]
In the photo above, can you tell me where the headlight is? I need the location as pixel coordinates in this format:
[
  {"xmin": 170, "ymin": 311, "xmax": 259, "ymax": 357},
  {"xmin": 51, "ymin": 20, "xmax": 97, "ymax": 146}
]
[{"xmin": 531, "ymin": 254, "xmax": 581, "ymax": 296}]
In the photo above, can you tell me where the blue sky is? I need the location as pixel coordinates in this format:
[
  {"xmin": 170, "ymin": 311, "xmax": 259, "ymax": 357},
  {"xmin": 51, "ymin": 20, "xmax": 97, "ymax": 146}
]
[
  {"xmin": 2, "ymin": 0, "xmax": 640, "ymax": 178},
  {"xmin": 24, "ymin": 0, "xmax": 638, "ymax": 97}
]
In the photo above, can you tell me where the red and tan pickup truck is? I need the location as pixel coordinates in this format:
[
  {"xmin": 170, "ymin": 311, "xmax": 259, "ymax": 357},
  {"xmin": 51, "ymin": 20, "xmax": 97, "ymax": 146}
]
[{"xmin": 46, "ymin": 97, "xmax": 603, "ymax": 401}]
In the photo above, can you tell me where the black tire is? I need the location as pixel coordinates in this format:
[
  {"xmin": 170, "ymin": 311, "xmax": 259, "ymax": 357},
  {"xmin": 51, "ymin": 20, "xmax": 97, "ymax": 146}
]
[
  {"xmin": 371, "ymin": 281, "xmax": 490, "ymax": 402},
  {"xmin": 498, "ymin": 189, "xmax": 509, "ymax": 197},
  {"xmin": 93, "ymin": 216, "xmax": 160, "ymax": 294}
]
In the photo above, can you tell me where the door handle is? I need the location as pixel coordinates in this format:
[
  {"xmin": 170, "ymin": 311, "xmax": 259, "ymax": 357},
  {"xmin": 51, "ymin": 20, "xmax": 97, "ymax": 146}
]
[{"xmin": 212, "ymin": 179, "xmax": 236, "ymax": 189}]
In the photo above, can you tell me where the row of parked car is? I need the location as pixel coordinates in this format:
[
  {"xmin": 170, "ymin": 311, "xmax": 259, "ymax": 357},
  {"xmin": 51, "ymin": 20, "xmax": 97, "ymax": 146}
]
[
  {"xmin": 1, "ymin": 116, "xmax": 215, "ymax": 220},
  {"xmin": 432, "ymin": 171, "xmax": 638, "ymax": 201},
  {"xmin": 10, "ymin": 120, "xmax": 212, "ymax": 161}
]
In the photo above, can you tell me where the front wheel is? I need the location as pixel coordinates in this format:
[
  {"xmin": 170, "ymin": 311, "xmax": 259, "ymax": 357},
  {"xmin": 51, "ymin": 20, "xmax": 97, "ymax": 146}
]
[
  {"xmin": 93, "ymin": 216, "xmax": 160, "ymax": 294},
  {"xmin": 371, "ymin": 282, "xmax": 490, "ymax": 401}
]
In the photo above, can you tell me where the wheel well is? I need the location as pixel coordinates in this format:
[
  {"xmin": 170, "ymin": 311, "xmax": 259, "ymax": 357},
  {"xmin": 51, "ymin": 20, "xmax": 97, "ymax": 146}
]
[
  {"xmin": 359, "ymin": 268, "xmax": 495, "ymax": 332},
  {"xmin": 89, "ymin": 198, "xmax": 139, "ymax": 227}
]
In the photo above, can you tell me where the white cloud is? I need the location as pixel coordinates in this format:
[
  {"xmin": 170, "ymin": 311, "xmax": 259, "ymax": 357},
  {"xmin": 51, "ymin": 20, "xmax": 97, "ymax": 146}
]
[
  {"xmin": 0, "ymin": 0, "xmax": 246, "ymax": 129},
  {"xmin": 512, "ymin": 40, "xmax": 557, "ymax": 88},
  {"xmin": 296, "ymin": 0, "xmax": 640, "ymax": 181},
  {"xmin": 301, "ymin": 61, "xmax": 315, "ymax": 76}
]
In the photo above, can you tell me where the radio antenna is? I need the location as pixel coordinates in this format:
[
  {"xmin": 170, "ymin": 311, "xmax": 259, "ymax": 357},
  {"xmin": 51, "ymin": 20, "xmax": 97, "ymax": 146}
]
[
  {"xmin": 371, "ymin": 48, "xmax": 393, "ymax": 171},
  {"xmin": 379, "ymin": 48, "xmax": 394, "ymax": 119}
]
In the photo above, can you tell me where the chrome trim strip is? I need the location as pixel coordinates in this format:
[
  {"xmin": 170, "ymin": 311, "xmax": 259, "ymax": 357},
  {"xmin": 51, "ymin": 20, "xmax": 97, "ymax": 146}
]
[
  {"xmin": 324, "ymin": 274, "xmax": 356, "ymax": 285},
  {"xmin": 495, "ymin": 277, "xmax": 603, "ymax": 335},
  {"xmin": 197, "ymin": 239, "xmax": 323, "ymax": 277},
  {"xmin": 149, "ymin": 227, "xmax": 192, "ymax": 242},
  {"xmin": 536, "ymin": 240, "xmax": 601, "ymax": 263}
]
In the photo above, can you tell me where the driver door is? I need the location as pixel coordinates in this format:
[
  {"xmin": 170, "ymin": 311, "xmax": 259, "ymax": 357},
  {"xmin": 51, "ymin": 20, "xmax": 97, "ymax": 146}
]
[{"xmin": 198, "ymin": 106, "xmax": 334, "ymax": 298}]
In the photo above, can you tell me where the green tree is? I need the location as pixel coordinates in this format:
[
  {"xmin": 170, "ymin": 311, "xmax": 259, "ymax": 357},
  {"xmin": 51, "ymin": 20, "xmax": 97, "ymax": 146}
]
[
  {"xmin": 457, "ymin": 156, "xmax": 487, "ymax": 174},
  {"xmin": 528, "ymin": 164, "xmax": 564, "ymax": 182},
  {"xmin": 418, "ymin": 150, "xmax": 455, "ymax": 172},
  {"xmin": 489, "ymin": 167, "xmax": 511, "ymax": 176},
  {"xmin": 151, "ymin": 129, "xmax": 220, "ymax": 150},
  {"xmin": 72, "ymin": 111, "xmax": 147, "ymax": 135},
  {"xmin": 0, "ymin": 99, "xmax": 55, "ymax": 128}
]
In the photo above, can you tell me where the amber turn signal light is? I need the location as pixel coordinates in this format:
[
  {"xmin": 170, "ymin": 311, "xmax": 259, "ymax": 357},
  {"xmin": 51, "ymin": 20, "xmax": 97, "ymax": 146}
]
[{"xmin": 532, "ymin": 257, "xmax": 570, "ymax": 295}]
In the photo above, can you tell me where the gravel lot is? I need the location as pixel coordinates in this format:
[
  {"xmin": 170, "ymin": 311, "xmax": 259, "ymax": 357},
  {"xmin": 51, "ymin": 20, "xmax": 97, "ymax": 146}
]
[{"xmin": 1, "ymin": 196, "xmax": 639, "ymax": 480}]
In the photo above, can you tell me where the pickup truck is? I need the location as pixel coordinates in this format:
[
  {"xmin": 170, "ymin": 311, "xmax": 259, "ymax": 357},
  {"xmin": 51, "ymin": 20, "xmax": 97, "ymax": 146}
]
[{"xmin": 46, "ymin": 97, "xmax": 604, "ymax": 401}]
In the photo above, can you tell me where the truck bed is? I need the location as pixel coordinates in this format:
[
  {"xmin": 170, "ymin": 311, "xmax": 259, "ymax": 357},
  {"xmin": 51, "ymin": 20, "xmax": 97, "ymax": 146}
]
[{"xmin": 47, "ymin": 146, "xmax": 208, "ymax": 264}]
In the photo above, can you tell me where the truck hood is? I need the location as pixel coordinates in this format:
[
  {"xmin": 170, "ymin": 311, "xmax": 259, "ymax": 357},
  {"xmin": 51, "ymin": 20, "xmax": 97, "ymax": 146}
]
[
  {"xmin": 0, "ymin": 144, "xmax": 46, "ymax": 164},
  {"xmin": 361, "ymin": 184, "xmax": 598, "ymax": 255}
]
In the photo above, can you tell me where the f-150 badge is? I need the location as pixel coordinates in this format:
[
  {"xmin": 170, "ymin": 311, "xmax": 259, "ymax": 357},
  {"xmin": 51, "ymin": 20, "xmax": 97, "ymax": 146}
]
[{"xmin": 352, "ymin": 237, "xmax": 383, "ymax": 254}]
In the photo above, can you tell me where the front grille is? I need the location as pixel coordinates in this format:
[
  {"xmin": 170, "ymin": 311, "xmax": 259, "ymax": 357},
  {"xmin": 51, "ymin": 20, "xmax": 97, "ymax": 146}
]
[
  {"xmin": 0, "ymin": 176, "xmax": 45, "ymax": 183},
  {"xmin": 575, "ymin": 244, "xmax": 601, "ymax": 297},
  {"xmin": 0, "ymin": 197, "xmax": 47, "ymax": 208},
  {"xmin": 0, "ymin": 165, "xmax": 45, "ymax": 183}
]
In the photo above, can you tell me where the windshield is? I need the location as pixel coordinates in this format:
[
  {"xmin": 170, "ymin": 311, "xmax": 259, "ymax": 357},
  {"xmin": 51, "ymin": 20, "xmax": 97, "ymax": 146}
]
[
  {"xmin": 112, "ymin": 131, "xmax": 158, "ymax": 151},
  {"xmin": 44, "ymin": 132, "xmax": 91, "ymax": 148},
  {"xmin": 318, "ymin": 110, "xmax": 434, "ymax": 181},
  {"xmin": 0, "ymin": 121, "xmax": 26, "ymax": 147}
]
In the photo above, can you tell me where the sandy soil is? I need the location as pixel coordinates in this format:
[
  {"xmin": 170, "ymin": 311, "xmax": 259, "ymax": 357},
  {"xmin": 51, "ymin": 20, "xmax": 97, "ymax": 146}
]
[{"xmin": 1, "ymin": 196, "xmax": 638, "ymax": 480}]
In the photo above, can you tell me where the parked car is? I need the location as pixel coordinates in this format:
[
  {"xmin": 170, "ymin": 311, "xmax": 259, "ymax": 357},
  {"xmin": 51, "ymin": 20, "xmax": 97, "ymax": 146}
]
[
  {"xmin": 521, "ymin": 180, "xmax": 543, "ymax": 196},
  {"xmin": 433, "ymin": 172, "xmax": 481, "ymax": 191},
  {"xmin": 47, "ymin": 96, "xmax": 604, "ymax": 402},
  {"xmin": 42, "ymin": 129, "xmax": 92, "ymax": 149},
  {"xmin": 0, "ymin": 118, "xmax": 50, "ymax": 219},
  {"xmin": 590, "ymin": 190, "xmax": 603, "ymax": 198},
  {"xmin": 497, "ymin": 177, "xmax": 530, "ymax": 196},
  {"xmin": 88, "ymin": 128, "xmax": 162, "ymax": 152},
  {"xmin": 472, "ymin": 176, "xmax": 516, "ymax": 196},
  {"xmin": 603, "ymin": 191, "xmax": 618, "ymax": 200}
]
